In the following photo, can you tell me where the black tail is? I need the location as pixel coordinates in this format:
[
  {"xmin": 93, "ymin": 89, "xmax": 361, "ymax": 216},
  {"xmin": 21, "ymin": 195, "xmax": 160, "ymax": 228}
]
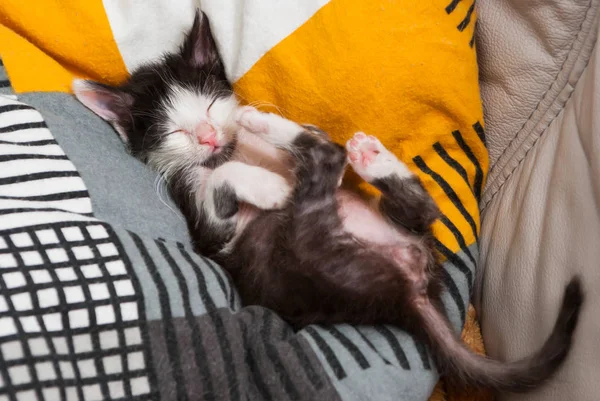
[{"xmin": 421, "ymin": 277, "xmax": 583, "ymax": 392}]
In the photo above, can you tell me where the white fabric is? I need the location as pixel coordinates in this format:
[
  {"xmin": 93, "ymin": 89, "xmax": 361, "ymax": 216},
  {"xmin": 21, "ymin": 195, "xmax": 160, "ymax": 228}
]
[
  {"xmin": 102, "ymin": 0, "xmax": 199, "ymax": 73},
  {"xmin": 101, "ymin": 0, "xmax": 329, "ymax": 81},
  {"xmin": 0, "ymin": 95, "xmax": 93, "ymax": 216},
  {"xmin": 201, "ymin": 0, "xmax": 329, "ymax": 81}
]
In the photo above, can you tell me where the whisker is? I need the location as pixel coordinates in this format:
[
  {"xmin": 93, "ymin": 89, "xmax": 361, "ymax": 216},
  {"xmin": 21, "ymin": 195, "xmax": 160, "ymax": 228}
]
[
  {"xmin": 245, "ymin": 101, "xmax": 288, "ymax": 116},
  {"xmin": 154, "ymin": 175, "xmax": 185, "ymax": 221}
]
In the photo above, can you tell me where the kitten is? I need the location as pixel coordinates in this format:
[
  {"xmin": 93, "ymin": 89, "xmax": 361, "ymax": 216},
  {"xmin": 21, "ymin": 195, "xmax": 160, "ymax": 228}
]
[{"xmin": 74, "ymin": 11, "xmax": 583, "ymax": 393}]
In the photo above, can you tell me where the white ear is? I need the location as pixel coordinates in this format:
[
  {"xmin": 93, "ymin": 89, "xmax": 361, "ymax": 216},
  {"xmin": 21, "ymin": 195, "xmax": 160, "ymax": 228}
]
[{"xmin": 72, "ymin": 79, "xmax": 132, "ymax": 143}]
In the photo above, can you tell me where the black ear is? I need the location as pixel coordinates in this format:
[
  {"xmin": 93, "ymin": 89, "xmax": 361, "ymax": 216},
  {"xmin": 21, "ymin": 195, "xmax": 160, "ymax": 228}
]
[
  {"xmin": 72, "ymin": 79, "xmax": 134, "ymax": 143},
  {"xmin": 182, "ymin": 11, "xmax": 222, "ymax": 69}
]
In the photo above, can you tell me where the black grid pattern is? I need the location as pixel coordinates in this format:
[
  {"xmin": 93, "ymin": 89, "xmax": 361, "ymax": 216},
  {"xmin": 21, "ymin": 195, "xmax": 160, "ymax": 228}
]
[{"xmin": 0, "ymin": 222, "xmax": 152, "ymax": 401}]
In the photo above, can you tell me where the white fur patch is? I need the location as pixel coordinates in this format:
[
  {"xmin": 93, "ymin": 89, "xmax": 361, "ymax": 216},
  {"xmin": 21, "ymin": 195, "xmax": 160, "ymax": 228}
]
[
  {"xmin": 147, "ymin": 131, "xmax": 197, "ymax": 181},
  {"xmin": 162, "ymin": 86, "xmax": 238, "ymax": 136},
  {"xmin": 336, "ymin": 190, "xmax": 411, "ymax": 246},
  {"xmin": 236, "ymin": 107, "xmax": 304, "ymax": 149},
  {"xmin": 207, "ymin": 161, "xmax": 291, "ymax": 211},
  {"xmin": 197, "ymin": 161, "xmax": 290, "ymax": 227},
  {"xmin": 147, "ymin": 86, "xmax": 240, "ymax": 179}
]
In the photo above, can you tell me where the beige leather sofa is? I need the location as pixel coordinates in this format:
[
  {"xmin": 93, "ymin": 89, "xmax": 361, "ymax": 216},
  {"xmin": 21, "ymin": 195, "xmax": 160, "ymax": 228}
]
[{"xmin": 475, "ymin": 0, "xmax": 600, "ymax": 400}]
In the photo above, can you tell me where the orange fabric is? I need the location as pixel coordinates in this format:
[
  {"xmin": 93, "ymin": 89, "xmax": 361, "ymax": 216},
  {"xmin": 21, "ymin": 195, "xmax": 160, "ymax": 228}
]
[
  {"xmin": 0, "ymin": 0, "xmax": 127, "ymax": 93},
  {"xmin": 235, "ymin": 0, "xmax": 487, "ymax": 254}
]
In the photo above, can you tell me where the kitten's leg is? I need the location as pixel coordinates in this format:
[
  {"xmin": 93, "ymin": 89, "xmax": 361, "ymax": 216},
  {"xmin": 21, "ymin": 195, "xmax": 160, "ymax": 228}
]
[
  {"xmin": 189, "ymin": 161, "xmax": 291, "ymax": 257},
  {"xmin": 236, "ymin": 106, "xmax": 308, "ymax": 149},
  {"xmin": 237, "ymin": 106, "xmax": 346, "ymax": 199},
  {"xmin": 202, "ymin": 161, "xmax": 291, "ymax": 220},
  {"xmin": 346, "ymin": 132, "xmax": 439, "ymax": 234}
]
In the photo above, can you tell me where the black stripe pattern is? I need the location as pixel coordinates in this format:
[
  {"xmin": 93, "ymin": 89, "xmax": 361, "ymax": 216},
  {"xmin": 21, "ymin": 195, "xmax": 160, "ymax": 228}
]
[
  {"xmin": 0, "ymin": 122, "xmax": 47, "ymax": 134},
  {"xmin": 457, "ymin": 2, "xmax": 475, "ymax": 32},
  {"xmin": 445, "ymin": 0, "xmax": 477, "ymax": 47},
  {"xmin": 472, "ymin": 121, "xmax": 486, "ymax": 146},
  {"xmin": 0, "ymin": 59, "xmax": 13, "ymax": 98},
  {"xmin": 129, "ymin": 232, "xmax": 188, "ymax": 401},
  {"xmin": 409, "ymin": 122, "xmax": 487, "ymax": 327},
  {"xmin": 0, "ymin": 105, "xmax": 34, "ymax": 113},
  {"xmin": 0, "ymin": 97, "xmax": 92, "ymax": 217},
  {"xmin": 452, "ymin": 130, "xmax": 484, "ymax": 201},
  {"xmin": 120, "ymin": 232, "xmax": 340, "ymax": 401},
  {"xmin": 414, "ymin": 155, "xmax": 478, "ymax": 239},
  {"xmin": 304, "ymin": 327, "xmax": 347, "ymax": 380}
]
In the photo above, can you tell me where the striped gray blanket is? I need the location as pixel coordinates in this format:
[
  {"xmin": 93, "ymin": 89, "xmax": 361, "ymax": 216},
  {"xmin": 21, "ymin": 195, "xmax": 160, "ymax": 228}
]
[{"xmin": 0, "ymin": 61, "xmax": 474, "ymax": 401}]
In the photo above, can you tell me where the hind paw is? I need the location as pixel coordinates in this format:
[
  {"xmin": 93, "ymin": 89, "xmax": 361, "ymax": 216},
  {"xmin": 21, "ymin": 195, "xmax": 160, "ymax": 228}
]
[{"xmin": 346, "ymin": 132, "xmax": 410, "ymax": 181}]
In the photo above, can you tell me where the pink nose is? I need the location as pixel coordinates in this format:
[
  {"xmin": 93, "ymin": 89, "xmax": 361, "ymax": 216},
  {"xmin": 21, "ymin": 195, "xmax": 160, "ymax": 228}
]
[{"xmin": 195, "ymin": 122, "xmax": 217, "ymax": 147}]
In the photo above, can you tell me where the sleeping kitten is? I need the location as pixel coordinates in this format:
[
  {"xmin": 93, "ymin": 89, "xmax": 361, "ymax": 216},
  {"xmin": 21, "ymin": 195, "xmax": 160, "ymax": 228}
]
[{"xmin": 74, "ymin": 11, "xmax": 583, "ymax": 393}]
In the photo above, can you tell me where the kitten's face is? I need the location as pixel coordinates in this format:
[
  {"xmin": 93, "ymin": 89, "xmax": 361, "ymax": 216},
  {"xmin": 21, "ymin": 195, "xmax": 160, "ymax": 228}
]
[
  {"xmin": 73, "ymin": 11, "xmax": 238, "ymax": 176},
  {"xmin": 142, "ymin": 82, "xmax": 239, "ymax": 175}
]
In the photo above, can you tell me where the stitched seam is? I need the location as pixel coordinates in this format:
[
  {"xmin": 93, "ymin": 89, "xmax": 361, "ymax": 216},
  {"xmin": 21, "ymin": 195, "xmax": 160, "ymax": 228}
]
[
  {"xmin": 481, "ymin": 38, "xmax": 597, "ymax": 212},
  {"xmin": 482, "ymin": 0, "xmax": 598, "ymax": 210},
  {"xmin": 486, "ymin": 0, "xmax": 593, "ymax": 176},
  {"xmin": 490, "ymin": 0, "xmax": 594, "ymax": 195}
]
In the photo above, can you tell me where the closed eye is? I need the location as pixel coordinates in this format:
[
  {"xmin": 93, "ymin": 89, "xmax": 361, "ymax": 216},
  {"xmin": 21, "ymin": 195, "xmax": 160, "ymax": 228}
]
[{"xmin": 166, "ymin": 129, "xmax": 188, "ymax": 136}]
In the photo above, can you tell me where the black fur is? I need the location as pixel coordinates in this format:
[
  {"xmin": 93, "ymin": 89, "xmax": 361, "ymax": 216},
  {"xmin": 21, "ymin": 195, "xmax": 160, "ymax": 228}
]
[
  {"xmin": 226, "ymin": 132, "xmax": 439, "ymax": 328},
  {"xmin": 168, "ymin": 169, "xmax": 235, "ymax": 258},
  {"xmin": 213, "ymin": 183, "xmax": 238, "ymax": 219},
  {"xmin": 373, "ymin": 175, "xmax": 440, "ymax": 235}
]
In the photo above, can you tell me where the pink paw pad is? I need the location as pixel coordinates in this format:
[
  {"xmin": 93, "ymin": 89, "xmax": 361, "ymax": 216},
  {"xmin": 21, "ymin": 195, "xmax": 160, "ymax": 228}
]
[{"xmin": 346, "ymin": 132, "xmax": 382, "ymax": 167}]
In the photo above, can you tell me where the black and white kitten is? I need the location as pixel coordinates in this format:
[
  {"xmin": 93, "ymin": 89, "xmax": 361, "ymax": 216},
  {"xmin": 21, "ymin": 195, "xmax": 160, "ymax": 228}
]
[{"xmin": 74, "ymin": 11, "xmax": 583, "ymax": 393}]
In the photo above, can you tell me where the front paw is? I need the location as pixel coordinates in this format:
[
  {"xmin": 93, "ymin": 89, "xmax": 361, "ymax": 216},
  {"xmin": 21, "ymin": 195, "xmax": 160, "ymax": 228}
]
[
  {"xmin": 246, "ymin": 174, "xmax": 292, "ymax": 210},
  {"xmin": 235, "ymin": 106, "xmax": 269, "ymax": 134}
]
